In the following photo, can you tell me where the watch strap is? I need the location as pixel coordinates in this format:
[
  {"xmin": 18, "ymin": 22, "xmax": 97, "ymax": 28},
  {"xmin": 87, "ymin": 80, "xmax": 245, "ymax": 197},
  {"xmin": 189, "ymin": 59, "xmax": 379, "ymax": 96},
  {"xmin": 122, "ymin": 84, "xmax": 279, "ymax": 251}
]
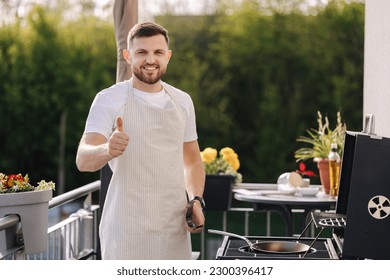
[
  {"xmin": 186, "ymin": 200, "xmax": 203, "ymax": 229},
  {"xmin": 192, "ymin": 196, "xmax": 205, "ymax": 209}
]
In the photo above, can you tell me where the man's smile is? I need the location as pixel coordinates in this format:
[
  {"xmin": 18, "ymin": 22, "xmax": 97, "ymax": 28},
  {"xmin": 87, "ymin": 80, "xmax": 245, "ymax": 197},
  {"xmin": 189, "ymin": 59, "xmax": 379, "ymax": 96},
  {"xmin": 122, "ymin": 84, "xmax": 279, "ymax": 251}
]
[{"xmin": 143, "ymin": 65, "xmax": 158, "ymax": 71}]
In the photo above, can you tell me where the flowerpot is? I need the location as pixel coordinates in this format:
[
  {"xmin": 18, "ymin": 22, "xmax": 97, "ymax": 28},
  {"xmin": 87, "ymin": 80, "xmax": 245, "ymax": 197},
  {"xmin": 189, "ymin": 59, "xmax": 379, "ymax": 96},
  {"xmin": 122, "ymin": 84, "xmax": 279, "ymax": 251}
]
[
  {"xmin": 203, "ymin": 174, "xmax": 234, "ymax": 211},
  {"xmin": 317, "ymin": 159, "xmax": 330, "ymax": 194},
  {"xmin": 0, "ymin": 189, "xmax": 52, "ymax": 254}
]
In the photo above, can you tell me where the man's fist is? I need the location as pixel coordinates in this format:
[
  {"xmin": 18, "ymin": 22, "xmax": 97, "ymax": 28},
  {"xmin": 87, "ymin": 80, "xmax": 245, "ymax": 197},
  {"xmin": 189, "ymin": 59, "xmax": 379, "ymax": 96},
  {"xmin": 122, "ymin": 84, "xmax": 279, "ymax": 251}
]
[{"xmin": 108, "ymin": 117, "xmax": 129, "ymax": 158}]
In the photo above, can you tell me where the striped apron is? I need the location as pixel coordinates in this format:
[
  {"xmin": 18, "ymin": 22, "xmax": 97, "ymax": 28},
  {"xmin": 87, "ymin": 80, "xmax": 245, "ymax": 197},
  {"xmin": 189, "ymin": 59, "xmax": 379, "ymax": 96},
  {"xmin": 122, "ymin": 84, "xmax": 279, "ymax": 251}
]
[{"xmin": 99, "ymin": 79, "xmax": 191, "ymax": 259}]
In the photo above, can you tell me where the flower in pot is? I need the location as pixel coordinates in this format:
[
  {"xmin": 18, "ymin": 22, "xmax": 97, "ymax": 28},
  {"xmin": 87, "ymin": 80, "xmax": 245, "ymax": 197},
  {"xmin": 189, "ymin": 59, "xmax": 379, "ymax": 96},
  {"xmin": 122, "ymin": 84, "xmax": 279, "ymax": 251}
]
[
  {"xmin": 0, "ymin": 172, "xmax": 55, "ymax": 254},
  {"xmin": 0, "ymin": 173, "xmax": 55, "ymax": 193},
  {"xmin": 296, "ymin": 161, "xmax": 317, "ymax": 187},
  {"xmin": 294, "ymin": 111, "xmax": 346, "ymax": 194},
  {"xmin": 200, "ymin": 147, "xmax": 242, "ymax": 211},
  {"xmin": 200, "ymin": 147, "xmax": 242, "ymax": 184}
]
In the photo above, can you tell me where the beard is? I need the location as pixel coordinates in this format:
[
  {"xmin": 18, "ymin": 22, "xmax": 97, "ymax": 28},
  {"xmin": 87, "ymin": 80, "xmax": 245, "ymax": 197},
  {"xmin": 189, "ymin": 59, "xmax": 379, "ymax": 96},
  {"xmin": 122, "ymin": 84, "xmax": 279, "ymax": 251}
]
[{"xmin": 132, "ymin": 64, "xmax": 166, "ymax": 85}]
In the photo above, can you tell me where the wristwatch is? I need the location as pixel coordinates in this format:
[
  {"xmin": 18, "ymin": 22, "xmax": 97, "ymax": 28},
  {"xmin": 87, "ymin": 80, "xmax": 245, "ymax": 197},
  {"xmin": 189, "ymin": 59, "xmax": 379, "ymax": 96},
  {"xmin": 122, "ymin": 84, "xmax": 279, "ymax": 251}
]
[{"xmin": 191, "ymin": 196, "xmax": 206, "ymax": 209}]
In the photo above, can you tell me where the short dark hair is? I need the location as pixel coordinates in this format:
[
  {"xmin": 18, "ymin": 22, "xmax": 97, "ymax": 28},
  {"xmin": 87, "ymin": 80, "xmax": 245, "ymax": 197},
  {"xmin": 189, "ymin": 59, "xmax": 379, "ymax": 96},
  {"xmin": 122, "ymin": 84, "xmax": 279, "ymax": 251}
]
[{"xmin": 127, "ymin": 22, "xmax": 169, "ymax": 48}]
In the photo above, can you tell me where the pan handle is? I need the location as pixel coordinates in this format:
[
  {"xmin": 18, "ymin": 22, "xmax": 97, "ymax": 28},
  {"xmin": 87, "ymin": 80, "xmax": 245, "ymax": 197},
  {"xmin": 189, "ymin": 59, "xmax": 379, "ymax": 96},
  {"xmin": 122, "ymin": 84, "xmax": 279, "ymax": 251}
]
[{"xmin": 208, "ymin": 229, "xmax": 253, "ymax": 248}]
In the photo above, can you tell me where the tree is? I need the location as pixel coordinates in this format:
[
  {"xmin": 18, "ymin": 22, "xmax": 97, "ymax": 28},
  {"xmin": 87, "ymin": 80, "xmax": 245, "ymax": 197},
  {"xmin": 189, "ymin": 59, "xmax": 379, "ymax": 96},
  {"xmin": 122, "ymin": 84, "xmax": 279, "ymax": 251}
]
[
  {"xmin": 0, "ymin": 5, "xmax": 116, "ymax": 192},
  {"xmin": 157, "ymin": 0, "xmax": 364, "ymax": 183},
  {"xmin": 0, "ymin": 0, "xmax": 364, "ymax": 189}
]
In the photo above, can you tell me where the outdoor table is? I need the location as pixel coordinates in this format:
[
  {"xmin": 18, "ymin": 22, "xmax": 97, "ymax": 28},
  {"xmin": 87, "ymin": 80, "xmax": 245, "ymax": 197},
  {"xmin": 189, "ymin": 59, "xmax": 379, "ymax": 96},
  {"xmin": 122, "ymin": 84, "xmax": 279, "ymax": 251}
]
[{"xmin": 233, "ymin": 183, "xmax": 336, "ymax": 236}]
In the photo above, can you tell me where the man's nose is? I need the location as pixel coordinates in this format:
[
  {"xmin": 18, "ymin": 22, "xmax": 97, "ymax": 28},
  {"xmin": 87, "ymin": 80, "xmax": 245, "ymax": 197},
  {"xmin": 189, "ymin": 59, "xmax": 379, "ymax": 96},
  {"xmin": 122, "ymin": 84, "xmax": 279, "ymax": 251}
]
[{"xmin": 145, "ymin": 53, "xmax": 156, "ymax": 64}]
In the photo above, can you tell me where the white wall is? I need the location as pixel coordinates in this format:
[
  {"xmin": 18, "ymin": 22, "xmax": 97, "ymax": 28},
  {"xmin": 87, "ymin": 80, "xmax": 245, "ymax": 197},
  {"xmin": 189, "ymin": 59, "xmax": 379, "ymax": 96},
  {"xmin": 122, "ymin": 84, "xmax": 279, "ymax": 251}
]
[{"xmin": 364, "ymin": 0, "xmax": 390, "ymax": 137}]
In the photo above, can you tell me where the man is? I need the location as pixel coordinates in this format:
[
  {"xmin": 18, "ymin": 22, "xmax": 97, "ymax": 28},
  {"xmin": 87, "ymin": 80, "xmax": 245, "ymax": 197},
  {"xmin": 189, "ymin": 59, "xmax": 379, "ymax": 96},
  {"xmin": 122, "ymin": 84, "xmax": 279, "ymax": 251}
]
[{"xmin": 76, "ymin": 22, "xmax": 205, "ymax": 260}]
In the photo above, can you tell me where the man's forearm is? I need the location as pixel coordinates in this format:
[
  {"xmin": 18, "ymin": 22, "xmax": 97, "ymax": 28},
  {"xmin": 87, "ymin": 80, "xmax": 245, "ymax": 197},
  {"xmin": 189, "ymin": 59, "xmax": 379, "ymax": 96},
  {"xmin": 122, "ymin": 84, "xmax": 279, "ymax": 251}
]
[
  {"xmin": 183, "ymin": 141, "xmax": 205, "ymax": 199},
  {"xmin": 76, "ymin": 143, "xmax": 112, "ymax": 172},
  {"xmin": 185, "ymin": 162, "xmax": 205, "ymax": 199}
]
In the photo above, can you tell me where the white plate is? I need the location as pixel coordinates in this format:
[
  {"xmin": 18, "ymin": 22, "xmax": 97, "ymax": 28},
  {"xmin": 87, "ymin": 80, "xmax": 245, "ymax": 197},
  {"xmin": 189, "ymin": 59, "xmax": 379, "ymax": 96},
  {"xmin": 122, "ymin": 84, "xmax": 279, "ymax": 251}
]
[
  {"xmin": 296, "ymin": 187, "xmax": 320, "ymax": 197},
  {"xmin": 261, "ymin": 190, "xmax": 297, "ymax": 196}
]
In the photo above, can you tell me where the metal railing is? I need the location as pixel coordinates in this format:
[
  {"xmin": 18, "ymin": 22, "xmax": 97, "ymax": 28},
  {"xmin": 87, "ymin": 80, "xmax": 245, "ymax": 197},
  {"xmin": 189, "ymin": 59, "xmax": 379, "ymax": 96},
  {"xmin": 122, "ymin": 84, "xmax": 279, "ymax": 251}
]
[{"xmin": 1, "ymin": 180, "xmax": 303, "ymax": 260}]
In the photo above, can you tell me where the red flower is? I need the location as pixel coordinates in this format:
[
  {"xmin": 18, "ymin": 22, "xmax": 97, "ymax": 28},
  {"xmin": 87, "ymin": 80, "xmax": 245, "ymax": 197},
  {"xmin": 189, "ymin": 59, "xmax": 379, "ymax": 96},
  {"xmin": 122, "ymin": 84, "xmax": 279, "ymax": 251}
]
[
  {"xmin": 0, "ymin": 173, "xmax": 34, "ymax": 193},
  {"xmin": 6, "ymin": 174, "xmax": 27, "ymax": 187},
  {"xmin": 297, "ymin": 161, "xmax": 316, "ymax": 177}
]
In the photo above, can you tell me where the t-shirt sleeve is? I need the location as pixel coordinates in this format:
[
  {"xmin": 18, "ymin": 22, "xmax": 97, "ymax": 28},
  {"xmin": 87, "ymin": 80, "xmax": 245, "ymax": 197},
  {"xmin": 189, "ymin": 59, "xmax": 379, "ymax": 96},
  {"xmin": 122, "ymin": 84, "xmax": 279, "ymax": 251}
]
[
  {"xmin": 84, "ymin": 93, "xmax": 116, "ymax": 140},
  {"xmin": 183, "ymin": 95, "xmax": 198, "ymax": 143}
]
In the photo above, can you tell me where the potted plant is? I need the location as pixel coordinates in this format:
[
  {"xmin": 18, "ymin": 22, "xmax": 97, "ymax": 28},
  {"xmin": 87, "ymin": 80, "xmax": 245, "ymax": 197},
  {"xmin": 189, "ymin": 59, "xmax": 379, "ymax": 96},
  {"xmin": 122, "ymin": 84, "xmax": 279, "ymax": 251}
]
[
  {"xmin": 0, "ymin": 173, "xmax": 55, "ymax": 254},
  {"xmin": 294, "ymin": 111, "xmax": 346, "ymax": 194},
  {"xmin": 200, "ymin": 147, "xmax": 242, "ymax": 211}
]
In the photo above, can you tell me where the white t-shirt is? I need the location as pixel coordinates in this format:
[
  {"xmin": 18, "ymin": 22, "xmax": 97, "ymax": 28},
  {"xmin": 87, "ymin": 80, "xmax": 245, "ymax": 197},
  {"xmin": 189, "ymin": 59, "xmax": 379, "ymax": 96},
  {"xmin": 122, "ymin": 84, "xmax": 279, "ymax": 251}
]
[{"xmin": 84, "ymin": 80, "xmax": 198, "ymax": 142}]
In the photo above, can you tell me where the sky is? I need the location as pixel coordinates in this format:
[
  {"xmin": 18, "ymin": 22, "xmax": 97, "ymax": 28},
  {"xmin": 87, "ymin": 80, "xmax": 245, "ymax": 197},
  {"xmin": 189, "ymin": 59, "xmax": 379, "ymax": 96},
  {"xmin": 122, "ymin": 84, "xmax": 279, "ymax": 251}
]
[
  {"xmin": 96, "ymin": 0, "xmax": 218, "ymax": 21},
  {"xmin": 1, "ymin": 0, "xmax": 337, "ymax": 25},
  {"xmin": 96, "ymin": 0, "xmax": 332, "ymax": 21},
  {"xmin": 0, "ymin": 0, "xmax": 214, "ymax": 25}
]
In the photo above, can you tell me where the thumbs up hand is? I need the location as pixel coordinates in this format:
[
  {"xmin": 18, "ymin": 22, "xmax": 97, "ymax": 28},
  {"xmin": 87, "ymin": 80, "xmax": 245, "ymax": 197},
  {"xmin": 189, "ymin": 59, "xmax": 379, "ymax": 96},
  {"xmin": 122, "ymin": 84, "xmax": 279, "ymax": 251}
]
[
  {"xmin": 108, "ymin": 117, "xmax": 129, "ymax": 158},
  {"xmin": 116, "ymin": 116, "xmax": 124, "ymax": 132}
]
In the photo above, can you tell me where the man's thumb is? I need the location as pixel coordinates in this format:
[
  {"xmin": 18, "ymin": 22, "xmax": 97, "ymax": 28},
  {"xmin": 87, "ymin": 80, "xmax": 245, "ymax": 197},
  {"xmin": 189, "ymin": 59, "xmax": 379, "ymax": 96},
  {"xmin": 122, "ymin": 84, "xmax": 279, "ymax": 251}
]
[{"xmin": 116, "ymin": 116, "xmax": 124, "ymax": 132}]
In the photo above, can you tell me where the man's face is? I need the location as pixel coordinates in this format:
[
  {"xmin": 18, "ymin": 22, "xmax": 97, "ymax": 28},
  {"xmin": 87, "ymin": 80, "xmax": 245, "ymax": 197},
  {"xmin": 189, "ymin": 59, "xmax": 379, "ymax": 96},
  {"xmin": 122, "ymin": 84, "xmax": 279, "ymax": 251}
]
[{"xmin": 128, "ymin": 34, "xmax": 171, "ymax": 86}]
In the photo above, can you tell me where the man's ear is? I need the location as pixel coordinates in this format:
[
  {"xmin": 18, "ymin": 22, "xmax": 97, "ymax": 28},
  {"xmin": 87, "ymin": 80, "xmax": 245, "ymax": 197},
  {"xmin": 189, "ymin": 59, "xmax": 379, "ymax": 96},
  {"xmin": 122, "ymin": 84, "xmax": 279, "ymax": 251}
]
[
  {"xmin": 167, "ymin": 50, "xmax": 172, "ymax": 63},
  {"xmin": 123, "ymin": 49, "xmax": 131, "ymax": 64}
]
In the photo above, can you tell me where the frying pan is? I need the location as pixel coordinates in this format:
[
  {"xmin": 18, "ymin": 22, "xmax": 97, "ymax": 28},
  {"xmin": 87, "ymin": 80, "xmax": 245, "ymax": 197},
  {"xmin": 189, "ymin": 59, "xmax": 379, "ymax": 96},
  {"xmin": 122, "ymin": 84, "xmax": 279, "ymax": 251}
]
[{"xmin": 208, "ymin": 229, "xmax": 311, "ymax": 254}]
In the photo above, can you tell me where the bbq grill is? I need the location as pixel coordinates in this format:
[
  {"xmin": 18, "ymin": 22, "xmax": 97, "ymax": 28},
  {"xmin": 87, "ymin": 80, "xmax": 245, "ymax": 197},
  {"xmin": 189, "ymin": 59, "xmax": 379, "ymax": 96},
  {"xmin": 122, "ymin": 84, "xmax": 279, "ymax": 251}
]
[
  {"xmin": 213, "ymin": 210, "xmax": 345, "ymax": 260},
  {"xmin": 212, "ymin": 115, "xmax": 390, "ymax": 260},
  {"xmin": 214, "ymin": 235, "xmax": 340, "ymax": 260}
]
